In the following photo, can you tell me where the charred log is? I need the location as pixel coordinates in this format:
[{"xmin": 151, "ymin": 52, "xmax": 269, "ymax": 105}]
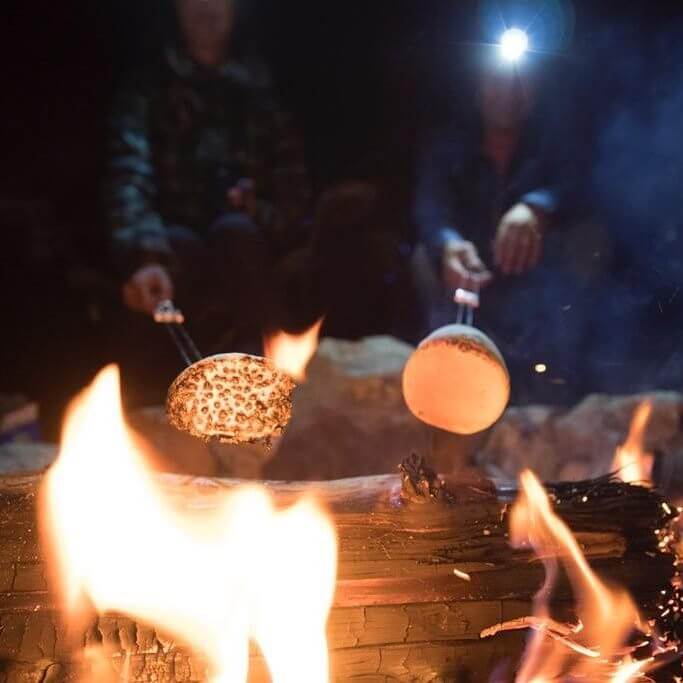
[{"xmin": 0, "ymin": 466, "xmax": 676, "ymax": 682}]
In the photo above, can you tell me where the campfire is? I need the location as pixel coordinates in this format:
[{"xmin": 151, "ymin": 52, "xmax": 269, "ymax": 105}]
[
  {"xmin": 41, "ymin": 366, "xmax": 337, "ymax": 683},
  {"xmin": 612, "ymin": 401, "xmax": 655, "ymax": 486},
  {"xmin": 0, "ymin": 350, "xmax": 678, "ymax": 680},
  {"xmin": 263, "ymin": 319, "xmax": 323, "ymax": 383}
]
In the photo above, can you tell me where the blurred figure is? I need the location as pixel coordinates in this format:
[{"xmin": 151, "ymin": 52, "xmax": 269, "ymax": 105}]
[
  {"xmin": 420, "ymin": 56, "xmax": 565, "ymax": 289},
  {"xmin": 105, "ymin": 0, "xmax": 311, "ymax": 342},
  {"xmin": 106, "ymin": 0, "xmax": 422, "ymax": 353},
  {"xmin": 104, "ymin": 0, "xmax": 312, "ymax": 405},
  {"xmin": 417, "ymin": 52, "xmax": 587, "ymax": 403},
  {"xmin": 304, "ymin": 178, "xmax": 421, "ymax": 341}
]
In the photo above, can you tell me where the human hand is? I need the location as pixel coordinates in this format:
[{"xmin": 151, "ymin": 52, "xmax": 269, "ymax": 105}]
[
  {"xmin": 227, "ymin": 177, "xmax": 257, "ymax": 218},
  {"xmin": 493, "ymin": 202, "xmax": 546, "ymax": 275},
  {"xmin": 442, "ymin": 239, "xmax": 492, "ymax": 290},
  {"xmin": 122, "ymin": 264, "xmax": 174, "ymax": 315}
]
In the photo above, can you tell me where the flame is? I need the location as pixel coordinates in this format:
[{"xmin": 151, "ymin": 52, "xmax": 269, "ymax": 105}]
[
  {"xmin": 263, "ymin": 319, "xmax": 323, "ymax": 382},
  {"xmin": 78, "ymin": 646, "xmax": 130, "ymax": 683},
  {"xmin": 612, "ymin": 401, "xmax": 654, "ymax": 485},
  {"xmin": 40, "ymin": 366, "xmax": 337, "ymax": 682},
  {"xmin": 509, "ymin": 470, "xmax": 643, "ymax": 682},
  {"xmin": 610, "ymin": 656, "xmax": 653, "ymax": 683}
]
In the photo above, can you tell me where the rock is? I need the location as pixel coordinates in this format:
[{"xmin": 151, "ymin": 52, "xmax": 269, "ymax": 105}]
[
  {"xmin": 9, "ymin": 338, "xmax": 680, "ymax": 489},
  {"xmin": 0, "ymin": 442, "xmax": 57, "ymax": 473},
  {"xmin": 127, "ymin": 337, "xmax": 436, "ymax": 480},
  {"xmin": 127, "ymin": 407, "xmax": 220, "ymax": 476},
  {"xmin": 476, "ymin": 405, "xmax": 561, "ymax": 481},
  {"xmin": 477, "ymin": 391, "xmax": 683, "ymax": 482},
  {"xmin": 209, "ymin": 441, "xmax": 276, "ymax": 479},
  {"xmin": 264, "ymin": 336, "xmax": 434, "ymax": 480},
  {"xmin": 553, "ymin": 392, "xmax": 682, "ymax": 464},
  {"xmin": 128, "ymin": 406, "xmax": 276, "ymax": 478},
  {"xmin": 127, "ymin": 339, "xmax": 683, "ymax": 485}
]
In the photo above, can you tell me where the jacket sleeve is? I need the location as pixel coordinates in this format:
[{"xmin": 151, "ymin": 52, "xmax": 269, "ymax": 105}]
[
  {"xmin": 244, "ymin": 76, "xmax": 313, "ymax": 250},
  {"xmin": 103, "ymin": 82, "xmax": 172, "ymax": 277},
  {"xmin": 414, "ymin": 128, "xmax": 465, "ymax": 266},
  {"xmin": 513, "ymin": 70, "xmax": 591, "ymax": 227},
  {"xmin": 514, "ymin": 150, "xmax": 586, "ymax": 229},
  {"xmin": 514, "ymin": 145, "xmax": 580, "ymax": 225}
]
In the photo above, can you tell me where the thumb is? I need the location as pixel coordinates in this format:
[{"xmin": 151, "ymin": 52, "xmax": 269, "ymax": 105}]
[{"xmin": 461, "ymin": 244, "xmax": 486, "ymax": 272}]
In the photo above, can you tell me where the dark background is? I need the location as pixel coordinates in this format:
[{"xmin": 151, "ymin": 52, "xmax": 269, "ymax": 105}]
[{"xmin": 2, "ymin": 0, "xmax": 683, "ymax": 437}]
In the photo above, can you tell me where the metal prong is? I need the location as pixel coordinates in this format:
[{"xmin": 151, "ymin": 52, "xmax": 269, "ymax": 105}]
[
  {"xmin": 154, "ymin": 300, "xmax": 202, "ymax": 367},
  {"xmin": 454, "ymin": 288, "xmax": 480, "ymax": 309},
  {"xmin": 453, "ymin": 286, "xmax": 479, "ymax": 327},
  {"xmin": 154, "ymin": 300, "xmax": 185, "ymax": 324}
]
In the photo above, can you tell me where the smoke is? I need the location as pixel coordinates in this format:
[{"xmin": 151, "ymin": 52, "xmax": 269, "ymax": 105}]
[
  {"xmin": 415, "ymin": 10, "xmax": 683, "ymax": 401},
  {"xmin": 587, "ymin": 16, "xmax": 683, "ymax": 392}
]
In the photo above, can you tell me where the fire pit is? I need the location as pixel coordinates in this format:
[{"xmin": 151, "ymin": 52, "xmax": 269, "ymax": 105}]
[{"xmin": 0, "ymin": 367, "xmax": 679, "ymax": 682}]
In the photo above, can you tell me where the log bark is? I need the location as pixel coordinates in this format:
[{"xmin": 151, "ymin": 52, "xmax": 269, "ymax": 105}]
[{"xmin": 0, "ymin": 466, "xmax": 675, "ymax": 682}]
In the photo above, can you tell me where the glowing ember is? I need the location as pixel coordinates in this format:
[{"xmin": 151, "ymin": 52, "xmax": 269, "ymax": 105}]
[
  {"xmin": 612, "ymin": 401, "xmax": 654, "ymax": 485},
  {"xmin": 79, "ymin": 645, "xmax": 129, "ymax": 683},
  {"xmin": 41, "ymin": 366, "xmax": 337, "ymax": 683},
  {"xmin": 263, "ymin": 319, "xmax": 323, "ymax": 382},
  {"xmin": 611, "ymin": 656, "xmax": 654, "ymax": 682},
  {"xmin": 507, "ymin": 470, "xmax": 646, "ymax": 682}
]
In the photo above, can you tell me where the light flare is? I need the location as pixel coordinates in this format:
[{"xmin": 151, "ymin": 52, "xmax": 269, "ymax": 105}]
[
  {"xmin": 263, "ymin": 319, "xmax": 323, "ymax": 382},
  {"xmin": 612, "ymin": 401, "xmax": 654, "ymax": 485},
  {"xmin": 499, "ymin": 27, "xmax": 529, "ymax": 62},
  {"xmin": 40, "ymin": 366, "xmax": 337, "ymax": 683}
]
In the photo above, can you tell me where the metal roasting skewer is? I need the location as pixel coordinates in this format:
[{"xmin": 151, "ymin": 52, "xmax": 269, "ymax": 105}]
[
  {"xmin": 453, "ymin": 281, "xmax": 480, "ymax": 327},
  {"xmin": 154, "ymin": 300, "xmax": 229, "ymax": 456},
  {"xmin": 154, "ymin": 300, "xmax": 202, "ymax": 367}
]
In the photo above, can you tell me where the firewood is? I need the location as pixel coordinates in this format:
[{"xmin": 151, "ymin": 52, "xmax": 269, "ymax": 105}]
[{"xmin": 0, "ymin": 458, "xmax": 675, "ymax": 682}]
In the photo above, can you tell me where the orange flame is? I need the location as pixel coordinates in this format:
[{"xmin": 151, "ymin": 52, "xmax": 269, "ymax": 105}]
[
  {"xmin": 40, "ymin": 366, "xmax": 337, "ymax": 682},
  {"xmin": 263, "ymin": 319, "xmax": 323, "ymax": 382},
  {"xmin": 509, "ymin": 470, "xmax": 644, "ymax": 682},
  {"xmin": 78, "ymin": 646, "xmax": 130, "ymax": 683},
  {"xmin": 612, "ymin": 401, "xmax": 654, "ymax": 485}
]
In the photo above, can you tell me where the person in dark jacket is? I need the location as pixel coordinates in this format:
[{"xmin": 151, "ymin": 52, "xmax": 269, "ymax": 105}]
[
  {"xmin": 104, "ymin": 0, "xmax": 316, "ymax": 407},
  {"xmin": 105, "ymin": 0, "xmax": 311, "ymax": 343},
  {"xmin": 105, "ymin": 0, "xmax": 424, "ymax": 355},
  {"xmin": 416, "ymin": 51, "xmax": 587, "ymax": 403}
]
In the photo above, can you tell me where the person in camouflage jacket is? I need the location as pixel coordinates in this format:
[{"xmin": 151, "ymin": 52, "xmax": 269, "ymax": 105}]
[{"xmin": 104, "ymin": 0, "xmax": 311, "ymax": 337}]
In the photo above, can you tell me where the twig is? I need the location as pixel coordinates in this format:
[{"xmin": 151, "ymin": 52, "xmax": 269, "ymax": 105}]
[
  {"xmin": 480, "ymin": 616, "xmax": 578, "ymax": 639},
  {"xmin": 481, "ymin": 616, "xmax": 601, "ymax": 659}
]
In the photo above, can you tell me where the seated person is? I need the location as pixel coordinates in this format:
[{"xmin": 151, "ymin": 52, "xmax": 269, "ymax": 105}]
[
  {"xmin": 104, "ymin": 0, "xmax": 315, "ymax": 406},
  {"xmin": 105, "ymin": 0, "xmax": 312, "ymax": 348},
  {"xmin": 416, "ymin": 50, "xmax": 586, "ymax": 403},
  {"xmin": 106, "ymin": 0, "xmax": 423, "ymax": 356}
]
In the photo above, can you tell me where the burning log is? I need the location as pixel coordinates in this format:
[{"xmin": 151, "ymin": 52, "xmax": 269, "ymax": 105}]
[{"xmin": 0, "ymin": 453, "xmax": 675, "ymax": 682}]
